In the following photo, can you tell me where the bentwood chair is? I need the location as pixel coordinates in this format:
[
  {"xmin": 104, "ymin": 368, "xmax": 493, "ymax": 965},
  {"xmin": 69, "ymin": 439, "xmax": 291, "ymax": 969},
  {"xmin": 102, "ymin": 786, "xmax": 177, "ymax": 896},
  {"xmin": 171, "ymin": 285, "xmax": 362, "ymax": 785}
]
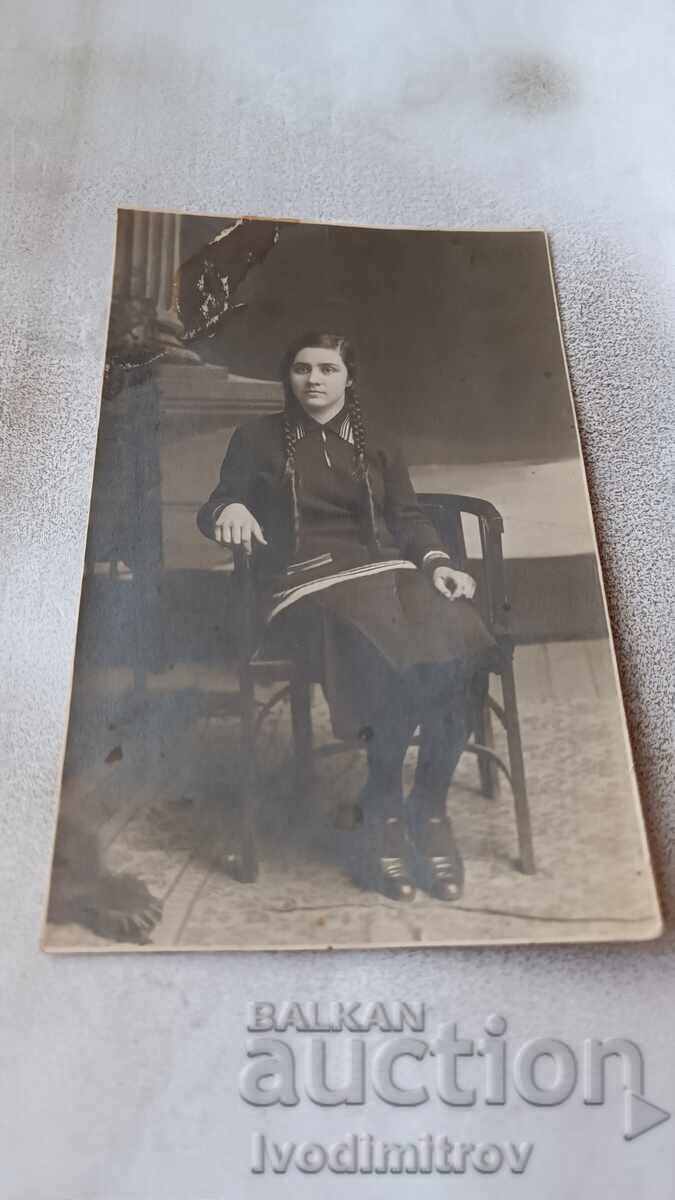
[{"xmin": 226, "ymin": 494, "xmax": 536, "ymax": 885}]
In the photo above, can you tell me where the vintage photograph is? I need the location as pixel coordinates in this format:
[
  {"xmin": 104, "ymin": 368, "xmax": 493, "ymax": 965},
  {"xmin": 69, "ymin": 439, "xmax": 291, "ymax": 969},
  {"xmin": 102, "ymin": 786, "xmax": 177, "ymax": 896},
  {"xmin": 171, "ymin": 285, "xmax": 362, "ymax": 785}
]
[{"xmin": 43, "ymin": 211, "xmax": 661, "ymax": 951}]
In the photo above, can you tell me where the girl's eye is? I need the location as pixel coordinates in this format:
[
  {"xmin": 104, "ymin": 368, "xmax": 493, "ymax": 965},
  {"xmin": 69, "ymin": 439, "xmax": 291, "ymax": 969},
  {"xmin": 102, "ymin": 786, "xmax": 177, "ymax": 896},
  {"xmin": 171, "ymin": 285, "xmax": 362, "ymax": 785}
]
[{"xmin": 293, "ymin": 364, "xmax": 339, "ymax": 373}]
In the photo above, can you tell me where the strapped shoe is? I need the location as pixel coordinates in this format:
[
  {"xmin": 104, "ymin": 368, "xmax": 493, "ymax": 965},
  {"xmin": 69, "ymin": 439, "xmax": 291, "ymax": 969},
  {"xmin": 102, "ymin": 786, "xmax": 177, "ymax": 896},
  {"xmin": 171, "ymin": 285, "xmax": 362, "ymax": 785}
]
[
  {"xmin": 408, "ymin": 814, "xmax": 464, "ymax": 902},
  {"xmin": 355, "ymin": 815, "xmax": 416, "ymax": 902}
]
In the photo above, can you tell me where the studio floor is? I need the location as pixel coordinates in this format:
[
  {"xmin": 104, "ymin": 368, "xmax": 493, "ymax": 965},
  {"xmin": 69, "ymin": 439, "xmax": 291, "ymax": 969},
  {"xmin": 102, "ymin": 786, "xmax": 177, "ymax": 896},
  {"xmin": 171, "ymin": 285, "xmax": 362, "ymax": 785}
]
[{"xmin": 44, "ymin": 639, "xmax": 661, "ymax": 952}]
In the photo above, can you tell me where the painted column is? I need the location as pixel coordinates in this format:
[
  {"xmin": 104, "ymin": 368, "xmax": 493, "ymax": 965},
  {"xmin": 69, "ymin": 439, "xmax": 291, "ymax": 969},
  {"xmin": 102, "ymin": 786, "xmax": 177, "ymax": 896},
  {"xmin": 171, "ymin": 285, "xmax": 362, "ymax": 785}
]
[{"xmin": 113, "ymin": 209, "xmax": 199, "ymax": 363}]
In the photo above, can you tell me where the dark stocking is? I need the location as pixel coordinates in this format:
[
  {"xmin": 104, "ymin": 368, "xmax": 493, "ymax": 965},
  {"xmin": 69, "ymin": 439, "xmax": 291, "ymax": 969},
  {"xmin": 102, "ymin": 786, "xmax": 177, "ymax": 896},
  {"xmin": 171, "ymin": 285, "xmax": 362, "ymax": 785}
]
[
  {"xmin": 406, "ymin": 663, "xmax": 473, "ymax": 855},
  {"xmin": 352, "ymin": 679, "xmax": 418, "ymax": 893},
  {"xmin": 360, "ymin": 688, "xmax": 418, "ymax": 822}
]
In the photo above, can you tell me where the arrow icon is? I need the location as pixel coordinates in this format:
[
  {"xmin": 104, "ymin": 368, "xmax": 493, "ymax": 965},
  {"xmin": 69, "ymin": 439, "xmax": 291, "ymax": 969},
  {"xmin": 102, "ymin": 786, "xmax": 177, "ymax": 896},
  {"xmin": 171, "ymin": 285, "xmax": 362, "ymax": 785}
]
[{"xmin": 624, "ymin": 1090, "xmax": 671, "ymax": 1140}]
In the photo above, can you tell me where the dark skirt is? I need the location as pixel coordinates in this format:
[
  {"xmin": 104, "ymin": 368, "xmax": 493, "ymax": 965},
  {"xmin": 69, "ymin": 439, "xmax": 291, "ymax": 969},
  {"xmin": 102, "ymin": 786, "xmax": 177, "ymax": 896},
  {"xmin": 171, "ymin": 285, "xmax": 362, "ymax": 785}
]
[{"xmin": 268, "ymin": 568, "xmax": 496, "ymax": 741}]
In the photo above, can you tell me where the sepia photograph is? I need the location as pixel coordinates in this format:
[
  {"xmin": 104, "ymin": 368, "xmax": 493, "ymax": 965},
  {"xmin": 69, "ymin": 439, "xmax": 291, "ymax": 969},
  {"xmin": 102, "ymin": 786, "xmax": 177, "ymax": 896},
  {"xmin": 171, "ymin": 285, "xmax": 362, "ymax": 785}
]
[{"xmin": 42, "ymin": 211, "xmax": 662, "ymax": 951}]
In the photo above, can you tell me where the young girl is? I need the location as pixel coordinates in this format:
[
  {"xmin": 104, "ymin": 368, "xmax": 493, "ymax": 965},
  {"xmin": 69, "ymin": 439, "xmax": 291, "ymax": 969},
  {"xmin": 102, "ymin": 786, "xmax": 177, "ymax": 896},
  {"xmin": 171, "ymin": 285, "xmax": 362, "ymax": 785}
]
[{"xmin": 198, "ymin": 332, "xmax": 495, "ymax": 903}]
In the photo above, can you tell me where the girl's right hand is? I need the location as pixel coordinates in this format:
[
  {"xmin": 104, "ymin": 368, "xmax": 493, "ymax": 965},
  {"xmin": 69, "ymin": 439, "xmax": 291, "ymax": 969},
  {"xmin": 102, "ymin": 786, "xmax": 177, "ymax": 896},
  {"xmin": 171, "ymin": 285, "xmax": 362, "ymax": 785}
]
[{"xmin": 214, "ymin": 503, "xmax": 267, "ymax": 554}]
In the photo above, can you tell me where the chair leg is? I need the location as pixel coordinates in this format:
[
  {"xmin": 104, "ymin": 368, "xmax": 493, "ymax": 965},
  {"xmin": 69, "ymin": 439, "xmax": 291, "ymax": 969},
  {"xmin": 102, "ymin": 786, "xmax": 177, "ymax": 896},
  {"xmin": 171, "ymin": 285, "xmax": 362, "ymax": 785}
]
[
  {"xmin": 500, "ymin": 659, "xmax": 536, "ymax": 875},
  {"xmin": 475, "ymin": 686, "xmax": 499, "ymax": 799},
  {"xmin": 290, "ymin": 674, "xmax": 314, "ymax": 822},
  {"xmin": 233, "ymin": 751, "xmax": 259, "ymax": 883},
  {"xmin": 230, "ymin": 659, "xmax": 259, "ymax": 883}
]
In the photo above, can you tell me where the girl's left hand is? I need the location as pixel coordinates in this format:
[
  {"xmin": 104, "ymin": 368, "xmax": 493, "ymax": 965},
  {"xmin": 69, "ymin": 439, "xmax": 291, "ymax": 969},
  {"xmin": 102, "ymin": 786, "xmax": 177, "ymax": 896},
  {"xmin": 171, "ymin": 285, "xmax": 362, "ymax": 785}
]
[{"xmin": 432, "ymin": 565, "xmax": 476, "ymax": 601}]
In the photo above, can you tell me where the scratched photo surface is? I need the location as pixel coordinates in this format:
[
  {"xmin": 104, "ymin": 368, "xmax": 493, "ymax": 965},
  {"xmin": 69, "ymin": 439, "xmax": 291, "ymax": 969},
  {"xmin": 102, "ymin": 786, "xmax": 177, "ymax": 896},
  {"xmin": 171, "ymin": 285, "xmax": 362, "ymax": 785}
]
[{"xmin": 42, "ymin": 211, "xmax": 661, "ymax": 952}]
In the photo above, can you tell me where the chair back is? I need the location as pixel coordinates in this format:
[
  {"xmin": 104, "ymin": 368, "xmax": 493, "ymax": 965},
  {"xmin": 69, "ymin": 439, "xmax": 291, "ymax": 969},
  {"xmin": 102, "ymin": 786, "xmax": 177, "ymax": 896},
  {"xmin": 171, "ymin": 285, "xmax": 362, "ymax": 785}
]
[{"xmin": 417, "ymin": 493, "xmax": 511, "ymax": 639}]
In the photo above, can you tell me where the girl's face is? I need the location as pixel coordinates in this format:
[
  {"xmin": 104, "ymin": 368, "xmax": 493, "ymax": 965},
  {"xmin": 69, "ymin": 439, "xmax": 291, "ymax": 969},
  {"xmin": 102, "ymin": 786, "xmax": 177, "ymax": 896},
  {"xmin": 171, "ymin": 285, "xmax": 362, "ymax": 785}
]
[{"xmin": 289, "ymin": 346, "xmax": 351, "ymax": 418}]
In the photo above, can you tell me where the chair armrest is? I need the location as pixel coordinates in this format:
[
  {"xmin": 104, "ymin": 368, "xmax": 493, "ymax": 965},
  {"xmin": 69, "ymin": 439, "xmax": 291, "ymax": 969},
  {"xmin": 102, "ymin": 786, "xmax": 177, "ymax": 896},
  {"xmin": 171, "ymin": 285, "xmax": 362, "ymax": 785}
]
[
  {"xmin": 417, "ymin": 492, "xmax": 503, "ymax": 531},
  {"xmin": 417, "ymin": 492, "xmax": 511, "ymax": 637},
  {"xmin": 231, "ymin": 543, "xmax": 253, "ymax": 576}
]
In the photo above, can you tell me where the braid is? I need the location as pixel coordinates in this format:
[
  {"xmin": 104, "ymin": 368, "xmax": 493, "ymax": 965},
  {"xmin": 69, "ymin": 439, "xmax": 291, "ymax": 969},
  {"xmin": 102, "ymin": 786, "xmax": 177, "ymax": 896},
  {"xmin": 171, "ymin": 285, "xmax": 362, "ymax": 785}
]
[
  {"xmin": 346, "ymin": 386, "xmax": 381, "ymax": 555},
  {"xmin": 282, "ymin": 404, "xmax": 301, "ymax": 557}
]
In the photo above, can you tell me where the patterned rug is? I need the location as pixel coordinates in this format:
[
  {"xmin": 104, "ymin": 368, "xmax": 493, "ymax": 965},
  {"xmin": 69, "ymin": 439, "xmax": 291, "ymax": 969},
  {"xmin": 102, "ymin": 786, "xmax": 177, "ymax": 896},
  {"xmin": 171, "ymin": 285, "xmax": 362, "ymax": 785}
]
[{"xmin": 45, "ymin": 681, "xmax": 661, "ymax": 951}]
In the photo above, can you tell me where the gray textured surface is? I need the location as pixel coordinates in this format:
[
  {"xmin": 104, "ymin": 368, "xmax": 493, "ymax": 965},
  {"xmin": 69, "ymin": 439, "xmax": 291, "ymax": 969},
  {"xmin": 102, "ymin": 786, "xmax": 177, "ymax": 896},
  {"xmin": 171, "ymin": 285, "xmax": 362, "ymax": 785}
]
[{"xmin": 1, "ymin": 2, "xmax": 674, "ymax": 1197}]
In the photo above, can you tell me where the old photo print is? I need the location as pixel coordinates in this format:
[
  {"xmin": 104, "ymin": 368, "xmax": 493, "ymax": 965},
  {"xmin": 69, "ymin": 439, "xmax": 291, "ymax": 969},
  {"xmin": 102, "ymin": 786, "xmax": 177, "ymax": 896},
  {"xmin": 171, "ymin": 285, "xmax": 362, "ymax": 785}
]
[{"xmin": 43, "ymin": 211, "xmax": 662, "ymax": 951}]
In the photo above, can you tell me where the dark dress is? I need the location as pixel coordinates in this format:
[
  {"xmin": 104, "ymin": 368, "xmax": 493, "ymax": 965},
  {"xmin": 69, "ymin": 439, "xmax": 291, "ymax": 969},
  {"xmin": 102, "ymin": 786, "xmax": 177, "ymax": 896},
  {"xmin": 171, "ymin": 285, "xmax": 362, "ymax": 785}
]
[{"xmin": 198, "ymin": 405, "xmax": 495, "ymax": 786}]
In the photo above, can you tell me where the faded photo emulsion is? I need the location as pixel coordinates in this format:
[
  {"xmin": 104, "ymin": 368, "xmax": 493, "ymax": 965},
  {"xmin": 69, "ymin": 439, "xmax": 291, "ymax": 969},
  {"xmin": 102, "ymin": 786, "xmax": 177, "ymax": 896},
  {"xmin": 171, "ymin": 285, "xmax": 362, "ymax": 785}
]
[{"xmin": 43, "ymin": 212, "xmax": 662, "ymax": 951}]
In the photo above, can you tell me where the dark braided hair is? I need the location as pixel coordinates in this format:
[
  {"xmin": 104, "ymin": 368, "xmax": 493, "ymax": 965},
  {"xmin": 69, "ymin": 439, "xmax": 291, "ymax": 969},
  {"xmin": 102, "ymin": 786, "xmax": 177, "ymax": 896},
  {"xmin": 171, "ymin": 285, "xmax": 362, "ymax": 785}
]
[{"xmin": 280, "ymin": 332, "xmax": 381, "ymax": 558}]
